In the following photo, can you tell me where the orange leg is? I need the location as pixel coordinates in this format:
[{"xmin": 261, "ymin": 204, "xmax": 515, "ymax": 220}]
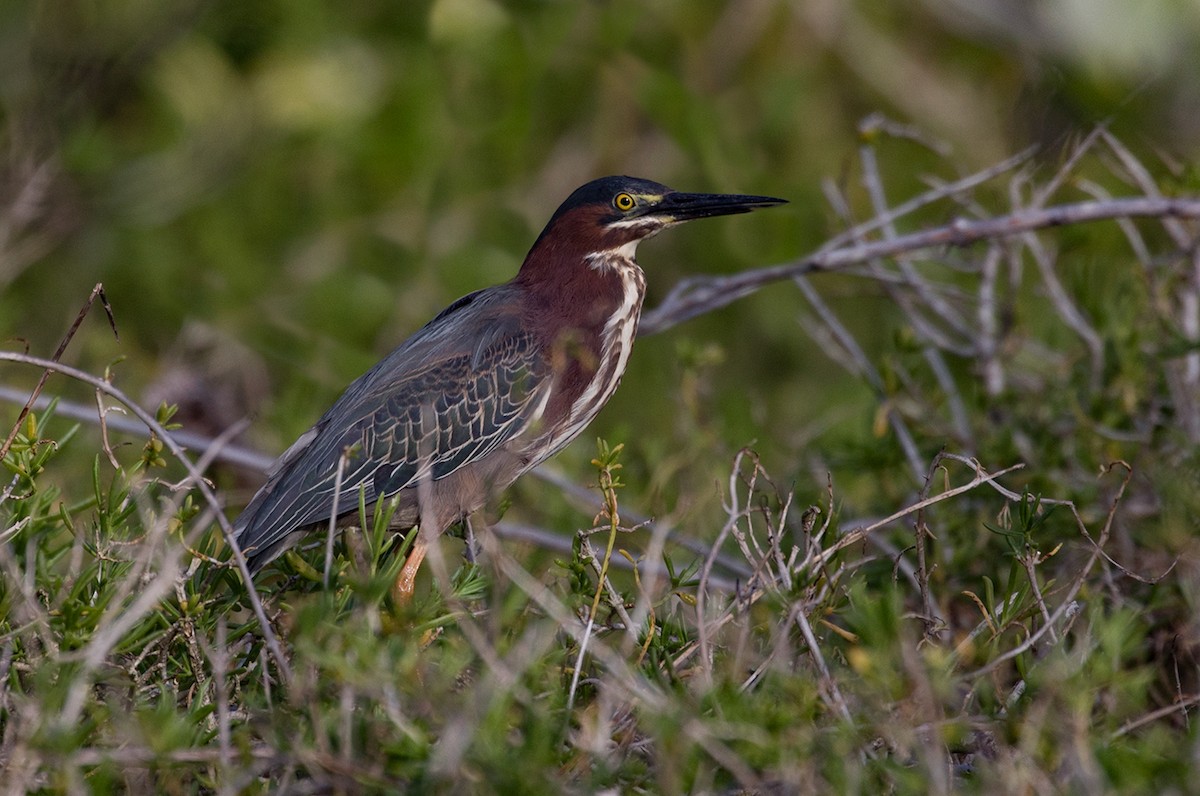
[{"xmin": 391, "ymin": 540, "xmax": 428, "ymax": 605}]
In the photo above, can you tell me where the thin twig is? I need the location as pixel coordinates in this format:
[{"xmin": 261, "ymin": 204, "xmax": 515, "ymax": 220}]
[
  {"xmin": 819, "ymin": 146, "xmax": 1036, "ymax": 257},
  {"xmin": 812, "ymin": 461, "xmax": 1026, "ymax": 570},
  {"xmin": 0, "ymin": 283, "xmax": 117, "ymax": 463},
  {"xmin": 794, "ymin": 605, "xmax": 853, "ymax": 722},
  {"xmin": 794, "ymin": 275, "xmax": 925, "ymax": 482},
  {"xmin": 697, "ymin": 449, "xmax": 754, "ymax": 687},
  {"xmin": 0, "ymin": 384, "xmax": 273, "ymax": 471},
  {"xmin": 977, "ymin": 244, "xmax": 1005, "ymax": 396},
  {"xmin": 914, "ymin": 456, "xmax": 942, "ymax": 639},
  {"xmin": 1110, "ymin": 694, "xmax": 1200, "ymax": 740},
  {"xmin": 967, "ymin": 462, "xmax": 1133, "ymax": 679},
  {"xmin": 0, "ymin": 351, "xmax": 292, "ymax": 682}
]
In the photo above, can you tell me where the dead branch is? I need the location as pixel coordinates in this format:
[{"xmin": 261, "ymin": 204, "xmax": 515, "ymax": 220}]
[{"xmin": 640, "ymin": 196, "xmax": 1200, "ymax": 336}]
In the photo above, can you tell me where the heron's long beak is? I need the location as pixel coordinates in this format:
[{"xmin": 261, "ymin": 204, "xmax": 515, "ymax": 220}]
[{"xmin": 650, "ymin": 190, "xmax": 787, "ymax": 222}]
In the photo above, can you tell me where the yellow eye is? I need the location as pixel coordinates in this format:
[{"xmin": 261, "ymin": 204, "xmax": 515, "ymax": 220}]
[{"xmin": 613, "ymin": 192, "xmax": 636, "ymax": 212}]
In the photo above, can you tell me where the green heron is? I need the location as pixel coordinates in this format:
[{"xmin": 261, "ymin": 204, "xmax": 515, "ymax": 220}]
[{"xmin": 232, "ymin": 175, "xmax": 785, "ymax": 596}]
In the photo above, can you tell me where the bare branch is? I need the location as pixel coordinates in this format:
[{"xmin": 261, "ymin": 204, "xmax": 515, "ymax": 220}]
[{"xmin": 640, "ymin": 196, "xmax": 1200, "ymax": 336}]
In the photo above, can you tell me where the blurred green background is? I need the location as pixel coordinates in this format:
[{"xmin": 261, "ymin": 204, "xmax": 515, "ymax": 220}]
[{"xmin": 2, "ymin": 0, "xmax": 1199, "ymax": 526}]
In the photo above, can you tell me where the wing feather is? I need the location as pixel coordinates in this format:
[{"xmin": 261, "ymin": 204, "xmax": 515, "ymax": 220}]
[{"xmin": 233, "ymin": 287, "xmax": 547, "ymax": 568}]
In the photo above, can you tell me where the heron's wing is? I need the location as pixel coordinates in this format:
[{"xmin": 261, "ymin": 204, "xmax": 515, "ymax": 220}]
[{"xmin": 232, "ymin": 290, "xmax": 549, "ymax": 568}]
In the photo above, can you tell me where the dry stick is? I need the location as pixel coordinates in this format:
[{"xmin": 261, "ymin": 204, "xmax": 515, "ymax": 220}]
[
  {"xmin": 1094, "ymin": 184, "xmax": 1159, "ymax": 268},
  {"xmin": 1183, "ymin": 246, "xmax": 1200, "ymax": 441},
  {"xmin": 174, "ymin": 418, "xmax": 252, "ymax": 563},
  {"xmin": 499, "ymin": 519, "xmax": 740, "ymax": 592},
  {"xmin": 818, "ymin": 146, "xmax": 1036, "ymax": 257},
  {"xmin": 1022, "ymin": 231, "xmax": 1106, "ymax": 391},
  {"xmin": 936, "ymin": 450, "xmax": 1171, "ymax": 585},
  {"xmin": 913, "ymin": 456, "xmax": 945, "ymax": 638},
  {"xmin": 858, "ymin": 111, "xmax": 955, "ymax": 157},
  {"xmin": 0, "ymin": 472, "xmax": 22, "ymax": 514},
  {"xmin": 977, "ymin": 244, "xmax": 1005, "ymax": 397},
  {"xmin": 859, "ymin": 142, "xmax": 972, "ymax": 339},
  {"xmin": 0, "ymin": 514, "xmax": 30, "ymax": 546},
  {"xmin": 640, "ymin": 196, "xmax": 1200, "ymax": 336},
  {"xmin": 205, "ymin": 620, "xmax": 233, "ymax": 796},
  {"xmin": 691, "ymin": 454, "xmax": 966, "ymax": 679},
  {"xmin": 0, "ymin": 384, "xmax": 276, "ymax": 471},
  {"xmin": 810, "ymin": 461, "xmax": 1026, "ymax": 570},
  {"xmin": 793, "ymin": 275, "xmax": 926, "ymax": 482},
  {"xmin": 0, "ymin": 351, "xmax": 292, "ymax": 682},
  {"xmin": 967, "ymin": 462, "xmax": 1133, "ymax": 680},
  {"xmin": 1102, "ymin": 131, "xmax": 1193, "ymax": 249},
  {"xmin": 858, "ymin": 142, "xmax": 973, "ymax": 447},
  {"xmin": 0, "ymin": 282, "xmax": 117, "ymax": 464},
  {"xmin": 578, "ymin": 531, "xmax": 639, "ymax": 641},
  {"xmin": 814, "ymin": 180, "xmax": 939, "ymax": 472},
  {"xmin": 1110, "ymin": 694, "xmax": 1200, "ymax": 741},
  {"xmin": 93, "ymin": 385, "xmax": 123, "ymax": 470},
  {"xmin": 730, "ymin": 454, "xmax": 770, "ymax": 569},
  {"xmin": 696, "ymin": 449, "xmax": 754, "ymax": 687},
  {"xmin": 793, "ymin": 604, "xmax": 853, "ymax": 722},
  {"xmin": 699, "ymin": 460, "xmax": 1037, "ymax": 717},
  {"xmin": 1030, "ymin": 125, "xmax": 1106, "ymax": 209},
  {"xmin": 770, "ymin": 489, "xmax": 796, "ymax": 592},
  {"xmin": 1020, "ymin": 553, "xmax": 1058, "ymax": 645}
]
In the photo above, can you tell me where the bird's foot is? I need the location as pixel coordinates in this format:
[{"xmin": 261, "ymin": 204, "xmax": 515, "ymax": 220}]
[{"xmin": 391, "ymin": 540, "xmax": 428, "ymax": 605}]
